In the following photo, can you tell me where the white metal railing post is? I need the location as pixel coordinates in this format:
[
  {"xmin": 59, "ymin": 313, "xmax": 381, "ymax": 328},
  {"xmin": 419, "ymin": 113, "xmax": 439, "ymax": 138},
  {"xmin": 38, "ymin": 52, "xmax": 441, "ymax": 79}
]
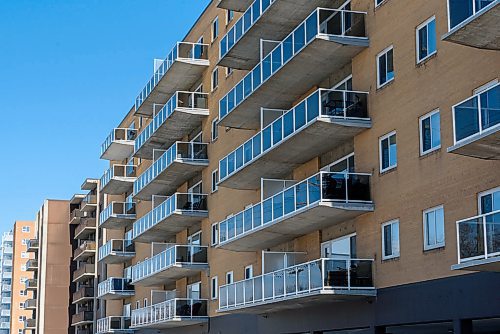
[
  {"xmin": 322, "ymin": 259, "xmax": 325, "ymax": 289},
  {"xmin": 456, "ymin": 220, "xmax": 462, "ymax": 264},
  {"xmin": 483, "ymin": 214, "xmax": 488, "ymax": 259},
  {"xmin": 345, "ymin": 173, "xmax": 349, "ymax": 203},
  {"xmin": 347, "ymin": 258, "xmax": 351, "ymax": 290}
]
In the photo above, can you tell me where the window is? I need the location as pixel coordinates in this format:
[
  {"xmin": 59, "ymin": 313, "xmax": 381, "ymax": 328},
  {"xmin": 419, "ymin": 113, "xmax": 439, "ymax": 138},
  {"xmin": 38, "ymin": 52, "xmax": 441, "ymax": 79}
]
[
  {"xmin": 321, "ymin": 234, "xmax": 357, "ymax": 258},
  {"xmin": 19, "ymin": 316, "xmax": 25, "ymax": 323},
  {"xmin": 211, "ymin": 118, "xmax": 219, "ymax": 142},
  {"xmin": 21, "ymin": 252, "xmax": 28, "ymax": 259},
  {"xmin": 20, "ymin": 290, "xmax": 27, "ymax": 296},
  {"xmin": 21, "ymin": 265, "xmax": 26, "ymax": 271},
  {"xmin": 135, "ymin": 301, "xmax": 140, "ymax": 309},
  {"xmin": 479, "ymin": 187, "xmax": 500, "ymax": 214},
  {"xmin": 19, "ymin": 302, "xmax": 24, "ymax": 309},
  {"xmin": 416, "ymin": 16, "xmax": 437, "ymax": 63},
  {"xmin": 377, "ymin": 46, "xmax": 394, "ymax": 88},
  {"xmin": 211, "ymin": 17, "xmax": 219, "ymax": 42},
  {"xmin": 375, "ymin": 0, "xmax": 387, "ymax": 7},
  {"xmin": 22, "ymin": 226, "xmax": 30, "ymax": 233},
  {"xmin": 211, "ymin": 67, "xmax": 219, "ymax": 91},
  {"xmin": 20, "ymin": 277, "xmax": 27, "ymax": 283},
  {"xmin": 379, "ymin": 131, "xmax": 397, "ymax": 172},
  {"xmin": 226, "ymin": 271, "xmax": 233, "ymax": 284},
  {"xmin": 187, "ymin": 282, "xmax": 201, "ymax": 299},
  {"xmin": 382, "ymin": 220, "xmax": 400, "ymax": 260},
  {"xmin": 419, "ymin": 110, "xmax": 441, "ymax": 155},
  {"xmin": 19, "ymin": 330, "xmax": 23, "ymax": 334},
  {"xmin": 188, "ymin": 231, "xmax": 202, "ymax": 246},
  {"xmin": 143, "ymin": 298, "xmax": 147, "ymax": 307},
  {"xmin": 226, "ymin": 9, "xmax": 234, "ymax": 24},
  {"xmin": 226, "ymin": 67, "xmax": 233, "ymax": 77},
  {"xmin": 21, "ymin": 239, "xmax": 27, "ymax": 245},
  {"xmin": 244, "ymin": 265, "xmax": 253, "ymax": 279},
  {"xmin": 211, "ymin": 223, "xmax": 219, "ymax": 246},
  {"xmin": 423, "ymin": 205, "xmax": 445, "ymax": 250},
  {"xmin": 211, "ymin": 276, "xmax": 218, "ymax": 300},
  {"xmin": 211, "ymin": 170, "xmax": 219, "ymax": 193}
]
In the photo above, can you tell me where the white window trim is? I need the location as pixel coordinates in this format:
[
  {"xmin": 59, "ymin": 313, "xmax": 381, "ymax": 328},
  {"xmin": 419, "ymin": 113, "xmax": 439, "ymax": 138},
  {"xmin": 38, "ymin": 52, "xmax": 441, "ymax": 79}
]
[
  {"xmin": 226, "ymin": 271, "xmax": 234, "ymax": 284},
  {"xmin": 211, "ymin": 276, "xmax": 218, "ymax": 300},
  {"xmin": 416, "ymin": 16, "xmax": 437, "ymax": 64},
  {"xmin": 244, "ymin": 265, "xmax": 253, "ymax": 279},
  {"xmin": 188, "ymin": 180, "xmax": 202, "ymax": 194},
  {"xmin": 379, "ymin": 131, "xmax": 397, "ymax": 173},
  {"xmin": 381, "ymin": 219, "xmax": 400, "ymax": 260},
  {"xmin": 211, "ymin": 118, "xmax": 219, "ymax": 142},
  {"xmin": 226, "ymin": 67, "xmax": 233, "ymax": 77},
  {"xmin": 211, "ymin": 67, "xmax": 219, "ymax": 92},
  {"xmin": 211, "ymin": 169, "xmax": 219, "ymax": 193},
  {"xmin": 211, "ymin": 17, "xmax": 219, "ymax": 42},
  {"xmin": 478, "ymin": 186, "xmax": 500, "ymax": 214},
  {"xmin": 321, "ymin": 152, "xmax": 354, "ymax": 172},
  {"xmin": 211, "ymin": 223, "xmax": 219, "ymax": 246},
  {"xmin": 375, "ymin": 0, "xmax": 388, "ymax": 8},
  {"xmin": 331, "ymin": 74, "xmax": 353, "ymax": 90},
  {"xmin": 376, "ymin": 45, "xmax": 394, "ymax": 89},
  {"xmin": 423, "ymin": 205, "xmax": 445, "ymax": 251},
  {"xmin": 474, "ymin": 79, "xmax": 498, "ymax": 95},
  {"xmin": 321, "ymin": 232, "xmax": 357, "ymax": 257},
  {"xmin": 226, "ymin": 9, "xmax": 233, "ymax": 25},
  {"xmin": 188, "ymin": 230, "xmax": 202, "ymax": 245},
  {"xmin": 419, "ymin": 109, "xmax": 441, "ymax": 156}
]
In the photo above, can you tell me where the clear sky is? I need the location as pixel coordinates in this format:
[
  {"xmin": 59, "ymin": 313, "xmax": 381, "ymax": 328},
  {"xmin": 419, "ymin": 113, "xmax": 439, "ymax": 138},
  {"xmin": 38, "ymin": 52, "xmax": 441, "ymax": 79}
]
[{"xmin": 0, "ymin": 0, "xmax": 211, "ymax": 232}]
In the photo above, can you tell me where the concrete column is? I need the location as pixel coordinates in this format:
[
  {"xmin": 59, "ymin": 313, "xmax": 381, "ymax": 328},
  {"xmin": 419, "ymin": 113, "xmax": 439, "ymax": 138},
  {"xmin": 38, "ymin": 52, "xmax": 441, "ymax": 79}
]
[{"xmin": 453, "ymin": 319, "xmax": 473, "ymax": 334}]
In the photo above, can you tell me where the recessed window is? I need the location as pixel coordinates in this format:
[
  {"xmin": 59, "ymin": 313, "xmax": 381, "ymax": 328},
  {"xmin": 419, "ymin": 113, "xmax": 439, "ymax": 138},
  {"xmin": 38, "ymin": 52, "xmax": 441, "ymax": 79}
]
[
  {"xmin": 423, "ymin": 205, "xmax": 445, "ymax": 250},
  {"xmin": 379, "ymin": 131, "xmax": 397, "ymax": 172},
  {"xmin": 244, "ymin": 265, "xmax": 253, "ymax": 279},
  {"xmin": 416, "ymin": 16, "xmax": 437, "ymax": 63},
  {"xmin": 226, "ymin": 10, "xmax": 234, "ymax": 25},
  {"xmin": 21, "ymin": 239, "xmax": 27, "ymax": 245},
  {"xmin": 19, "ymin": 316, "xmax": 25, "ymax": 323},
  {"xmin": 211, "ymin": 223, "xmax": 219, "ymax": 246},
  {"xmin": 211, "ymin": 67, "xmax": 219, "ymax": 91},
  {"xmin": 211, "ymin": 17, "xmax": 219, "ymax": 42},
  {"xmin": 382, "ymin": 220, "xmax": 400, "ymax": 260},
  {"xmin": 211, "ymin": 169, "xmax": 219, "ymax": 193},
  {"xmin": 226, "ymin": 271, "xmax": 234, "ymax": 284},
  {"xmin": 375, "ymin": 0, "xmax": 387, "ymax": 7},
  {"xmin": 22, "ymin": 226, "xmax": 30, "ymax": 233},
  {"xmin": 226, "ymin": 67, "xmax": 233, "ymax": 77},
  {"xmin": 19, "ymin": 302, "xmax": 24, "ymax": 309},
  {"xmin": 419, "ymin": 110, "xmax": 441, "ymax": 155},
  {"xmin": 211, "ymin": 118, "xmax": 219, "ymax": 142},
  {"xmin": 479, "ymin": 187, "xmax": 500, "ymax": 214},
  {"xmin": 21, "ymin": 265, "xmax": 26, "ymax": 271},
  {"xmin": 211, "ymin": 276, "xmax": 218, "ymax": 300},
  {"xmin": 377, "ymin": 46, "xmax": 394, "ymax": 88},
  {"xmin": 20, "ymin": 290, "xmax": 27, "ymax": 296},
  {"xmin": 21, "ymin": 252, "xmax": 28, "ymax": 259}
]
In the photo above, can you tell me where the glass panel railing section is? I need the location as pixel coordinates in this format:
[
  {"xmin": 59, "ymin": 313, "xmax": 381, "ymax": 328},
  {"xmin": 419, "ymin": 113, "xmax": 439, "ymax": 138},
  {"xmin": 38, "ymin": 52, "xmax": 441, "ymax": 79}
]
[
  {"xmin": 217, "ymin": 172, "xmax": 371, "ymax": 245},
  {"xmin": 133, "ymin": 142, "xmax": 208, "ymax": 195},
  {"xmin": 135, "ymin": 92, "xmax": 209, "ymax": 153},
  {"xmin": 457, "ymin": 209, "xmax": 500, "ymax": 263},
  {"xmin": 97, "ymin": 316, "xmax": 133, "ymax": 333},
  {"xmin": 130, "ymin": 245, "xmax": 208, "ymax": 283},
  {"xmin": 132, "ymin": 193, "xmax": 208, "ymax": 240},
  {"xmin": 82, "ymin": 193, "xmax": 97, "ymax": 206},
  {"xmin": 448, "ymin": 0, "xmax": 497, "ymax": 29},
  {"xmin": 99, "ymin": 202, "xmax": 137, "ymax": 226},
  {"xmin": 100, "ymin": 164, "xmax": 138, "ymax": 191},
  {"xmin": 98, "ymin": 239, "xmax": 135, "ymax": 262},
  {"xmin": 219, "ymin": 258, "xmax": 374, "ymax": 310},
  {"xmin": 135, "ymin": 42, "xmax": 209, "ymax": 112},
  {"xmin": 219, "ymin": 89, "xmax": 368, "ymax": 182},
  {"xmin": 131, "ymin": 298, "xmax": 208, "ymax": 327},
  {"xmin": 101, "ymin": 128, "xmax": 138, "ymax": 157},
  {"xmin": 453, "ymin": 83, "xmax": 499, "ymax": 144},
  {"xmin": 219, "ymin": 8, "xmax": 367, "ymax": 122},
  {"xmin": 97, "ymin": 278, "xmax": 134, "ymax": 298}
]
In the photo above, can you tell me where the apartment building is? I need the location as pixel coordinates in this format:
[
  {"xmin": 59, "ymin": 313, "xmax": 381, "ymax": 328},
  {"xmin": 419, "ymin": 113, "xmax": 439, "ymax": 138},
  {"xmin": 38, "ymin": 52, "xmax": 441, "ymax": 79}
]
[
  {"xmin": 9, "ymin": 221, "xmax": 36, "ymax": 334},
  {"xmin": 0, "ymin": 232, "xmax": 13, "ymax": 334},
  {"xmin": 93, "ymin": 0, "xmax": 500, "ymax": 333}
]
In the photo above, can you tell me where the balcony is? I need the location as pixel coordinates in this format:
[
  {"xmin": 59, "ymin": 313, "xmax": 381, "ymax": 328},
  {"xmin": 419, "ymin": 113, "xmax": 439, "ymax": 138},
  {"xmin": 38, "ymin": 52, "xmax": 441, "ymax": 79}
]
[
  {"xmin": 3, "ymin": 247, "xmax": 12, "ymax": 254},
  {"xmin": 26, "ymin": 239, "xmax": 39, "ymax": 252},
  {"xmin": 99, "ymin": 202, "xmax": 136, "ymax": 230},
  {"xmin": 26, "ymin": 259, "xmax": 38, "ymax": 271},
  {"xmin": 100, "ymin": 165, "xmax": 137, "ymax": 195},
  {"xmin": 134, "ymin": 92, "xmax": 209, "ymax": 159},
  {"xmin": 72, "ymin": 309, "xmax": 94, "ymax": 326},
  {"xmin": 98, "ymin": 240, "xmax": 135, "ymax": 264},
  {"xmin": 219, "ymin": 89, "xmax": 370, "ymax": 189},
  {"xmin": 219, "ymin": 0, "xmax": 341, "ymax": 69},
  {"xmin": 97, "ymin": 316, "xmax": 134, "ymax": 334},
  {"xmin": 1, "ymin": 297, "xmax": 10, "ymax": 304},
  {"xmin": 1, "ymin": 285, "xmax": 10, "ymax": 292},
  {"xmin": 132, "ymin": 193, "xmax": 208, "ymax": 243},
  {"xmin": 131, "ymin": 245, "xmax": 208, "ymax": 286},
  {"xmin": 442, "ymin": 0, "xmax": 499, "ymax": 50},
  {"xmin": 219, "ymin": 8, "xmax": 368, "ymax": 129},
  {"xmin": 25, "ymin": 279, "xmax": 37, "ymax": 291},
  {"xmin": 452, "ymin": 209, "xmax": 500, "ymax": 271},
  {"xmin": 131, "ymin": 298, "xmax": 208, "ymax": 329},
  {"xmin": 74, "ymin": 218, "xmax": 97, "ymax": 240},
  {"xmin": 0, "ymin": 310, "xmax": 9, "ymax": 317},
  {"xmin": 72, "ymin": 286, "xmax": 94, "ymax": 304},
  {"xmin": 134, "ymin": 42, "xmax": 209, "ymax": 117},
  {"xmin": 219, "ymin": 257, "xmax": 375, "ymax": 313},
  {"xmin": 81, "ymin": 193, "xmax": 97, "ymax": 212},
  {"xmin": 73, "ymin": 264, "xmax": 95, "ymax": 282},
  {"xmin": 97, "ymin": 278, "xmax": 134, "ymax": 300},
  {"xmin": 81, "ymin": 178, "xmax": 98, "ymax": 191},
  {"xmin": 70, "ymin": 208, "xmax": 89, "ymax": 225},
  {"xmin": 217, "ymin": 0, "xmax": 253, "ymax": 11},
  {"xmin": 1, "ymin": 272, "xmax": 11, "ymax": 279},
  {"xmin": 24, "ymin": 318, "xmax": 36, "ymax": 329},
  {"xmin": 133, "ymin": 142, "xmax": 209, "ymax": 201},
  {"xmin": 217, "ymin": 172, "xmax": 373, "ymax": 251},
  {"xmin": 74, "ymin": 241, "xmax": 96, "ymax": 261},
  {"xmin": 101, "ymin": 128, "xmax": 138, "ymax": 161},
  {"xmin": 24, "ymin": 298, "xmax": 37, "ymax": 310},
  {"xmin": 447, "ymin": 83, "xmax": 499, "ymax": 159}
]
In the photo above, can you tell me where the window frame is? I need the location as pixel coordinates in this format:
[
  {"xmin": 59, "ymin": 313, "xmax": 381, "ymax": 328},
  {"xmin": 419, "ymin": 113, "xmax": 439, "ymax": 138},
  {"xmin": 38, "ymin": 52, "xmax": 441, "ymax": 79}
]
[
  {"xmin": 423, "ymin": 205, "xmax": 445, "ymax": 251},
  {"xmin": 211, "ymin": 67, "xmax": 219, "ymax": 92},
  {"xmin": 226, "ymin": 67, "xmax": 233, "ymax": 77},
  {"xmin": 244, "ymin": 265, "xmax": 253, "ymax": 279},
  {"xmin": 22, "ymin": 226, "xmax": 30, "ymax": 233},
  {"xmin": 211, "ymin": 169, "xmax": 219, "ymax": 193},
  {"xmin": 211, "ymin": 17, "xmax": 219, "ymax": 42},
  {"xmin": 419, "ymin": 109, "xmax": 441, "ymax": 156},
  {"xmin": 376, "ymin": 45, "xmax": 395, "ymax": 89},
  {"xmin": 416, "ymin": 16, "xmax": 437, "ymax": 64},
  {"xmin": 226, "ymin": 9, "xmax": 234, "ymax": 25},
  {"xmin": 226, "ymin": 271, "xmax": 234, "ymax": 284},
  {"xmin": 211, "ymin": 276, "xmax": 218, "ymax": 300},
  {"xmin": 211, "ymin": 223, "xmax": 219, "ymax": 246},
  {"xmin": 379, "ymin": 131, "xmax": 397, "ymax": 173},
  {"xmin": 381, "ymin": 219, "xmax": 400, "ymax": 260},
  {"xmin": 375, "ymin": 0, "xmax": 388, "ymax": 8}
]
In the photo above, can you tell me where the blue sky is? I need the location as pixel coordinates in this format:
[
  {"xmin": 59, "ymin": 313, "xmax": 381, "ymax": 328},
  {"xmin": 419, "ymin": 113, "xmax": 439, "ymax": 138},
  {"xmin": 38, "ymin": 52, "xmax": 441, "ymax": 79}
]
[{"xmin": 0, "ymin": 0, "xmax": 211, "ymax": 232}]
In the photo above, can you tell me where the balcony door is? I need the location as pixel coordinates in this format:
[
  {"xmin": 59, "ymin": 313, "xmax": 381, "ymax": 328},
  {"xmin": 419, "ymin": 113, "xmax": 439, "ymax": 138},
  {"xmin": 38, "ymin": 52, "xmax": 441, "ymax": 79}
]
[
  {"xmin": 187, "ymin": 281, "xmax": 201, "ymax": 299},
  {"xmin": 321, "ymin": 153, "xmax": 355, "ymax": 173},
  {"xmin": 321, "ymin": 233, "xmax": 356, "ymax": 260}
]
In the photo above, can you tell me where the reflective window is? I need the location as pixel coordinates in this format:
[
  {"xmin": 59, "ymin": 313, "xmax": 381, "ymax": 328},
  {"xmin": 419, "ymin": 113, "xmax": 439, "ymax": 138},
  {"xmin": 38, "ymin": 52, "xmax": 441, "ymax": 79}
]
[
  {"xmin": 417, "ymin": 17, "xmax": 437, "ymax": 63},
  {"xmin": 423, "ymin": 206, "xmax": 445, "ymax": 250},
  {"xmin": 420, "ymin": 110, "xmax": 441, "ymax": 155},
  {"xmin": 379, "ymin": 131, "xmax": 397, "ymax": 172},
  {"xmin": 377, "ymin": 46, "xmax": 394, "ymax": 88},
  {"xmin": 382, "ymin": 220, "xmax": 400, "ymax": 260}
]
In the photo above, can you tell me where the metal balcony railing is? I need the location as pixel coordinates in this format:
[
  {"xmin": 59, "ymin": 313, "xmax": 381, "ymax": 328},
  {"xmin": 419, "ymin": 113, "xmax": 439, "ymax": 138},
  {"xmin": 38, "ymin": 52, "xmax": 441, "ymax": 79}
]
[
  {"xmin": 131, "ymin": 298, "xmax": 207, "ymax": 328},
  {"xmin": 97, "ymin": 278, "xmax": 134, "ymax": 298},
  {"xmin": 97, "ymin": 316, "xmax": 134, "ymax": 333}
]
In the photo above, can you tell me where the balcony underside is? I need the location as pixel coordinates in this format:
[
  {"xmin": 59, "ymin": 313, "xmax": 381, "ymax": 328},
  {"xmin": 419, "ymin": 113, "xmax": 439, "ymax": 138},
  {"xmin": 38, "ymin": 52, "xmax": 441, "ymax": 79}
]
[
  {"xmin": 134, "ymin": 108, "xmax": 209, "ymax": 159},
  {"xmin": 219, "ymin": 288, "xmax": 376, "ymax": 315},
  {"xmin": 218, "ymin": 201, "xmax": 374, "ymax": 252},
  {"xmin": 81, "ymin": 203, "xmax": 97, "ymax": 212},
  {"xmin": 135, "ymin": 60, "xmax": 210, "ymax": 117},
  {"xmin": 132, "ymin": 318, "xmax": 208, "ymax": 330},
  {"xmin": 133, "ymin": 161, "xmax": 208, "ymax": 201},
  {"xmin": 100, "ymin": 252, "xmax": 135, "ymax": 264},
  {"xmin": 442, "ymin": 2, "xmax": 500, "ymax": 50},
  {"xmin": 73, "ymin": 273, "xmax": 95, "ymax": 283},
  {"xmin": 75, "ymin": 227, "xmax": 96, "ymax": 240},
  {"xmin": 132, "ymin": 264, "xmax": 208, "ymax": 287},
  {"xmin": 99, "ymin": 291, "xmax": 135, "ymax": 300},
  {"xmin": 220, "ymin": 118, "xmax": 371, "ymax": 190},
  {"xmin": 73, "ymin": 296, "xmax": 94, "ymax": 304},
  {"xmin": 451, "ymin": 256, "xmax": 500, "ymax": 272},
  {"xmin": 447, "ymin": 126, "xmax": 500, "ymax": 159},
  {"xmin": 74, "ymin": 251, "xmax": 95, "ymax": 261},
  {"xmin": 102, "ymin": 178, "xmax": 135, "ymax": 195},
  {"xmin": 100, "ymin": 215, "xmax": 135, "ymax": 230},
  {"xmin": 101, "ymin": 142, "xmax": 135, "ymax": 161},
  {"xmin": 72, "ymin": 320, "xmax": 93, "ymax": 327},
  {"xmin": 134, "ymin": 212, "xmax": 208, "ymax": 243},
  {"xmin": 217, "ymin": 0, "xmax": 253, "ymax": 12},
  {"xmin": 219, "ymin": 0, "xmax": 341, "ymax": 70},
  {"xmin": 220, "ymin": 35, "xmax": 369, "ymax": 129}
]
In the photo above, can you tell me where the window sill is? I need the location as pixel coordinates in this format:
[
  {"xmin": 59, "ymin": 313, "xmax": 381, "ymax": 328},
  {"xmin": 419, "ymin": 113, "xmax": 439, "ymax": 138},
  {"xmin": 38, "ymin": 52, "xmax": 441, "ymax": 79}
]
[
  {"xmin": 423, "ymin": 245, "xmax": 445, "ymax": 254},
  {"xmin": 375, "ymin": 0, "xmax": 390, "ymax": 11},
  {"xmin": 416, "ymin": 52, "xmax": 437, "ymax": 68},
  {"xmin": 382, "ymin": 255, "xmax": 400, "ymax": 263},
  {"xmin": 379, "ymin": 166, "xmax": 397, "ymax": 176},
  {"xmin": 419, "ymin": 147, "xmax": 441, "ymax": 159},
  {"xmin": 376, "ymin": 78, "xmax": 395, "ymax": 92}
]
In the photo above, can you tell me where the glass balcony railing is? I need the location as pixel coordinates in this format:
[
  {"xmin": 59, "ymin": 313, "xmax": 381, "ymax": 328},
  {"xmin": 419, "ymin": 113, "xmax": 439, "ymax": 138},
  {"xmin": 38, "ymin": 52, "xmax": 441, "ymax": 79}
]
[
  {"xmin": 98, "ymin": 239, "xmax": 135, "ymax": 262},
  {"xmin": 97, "ymin": 278, "xmax": 134, "ymax": 298},
  {"xmin": 135, "ymin": 92, "xmax": 209, "ymax": 155},
  {"xmin": 100, "ymin": 164, "xmax": 137, "ymax": 192},
  {"xmin": 452, "ymin": 83, "xmax": 499, "ymax": 144},
  {"xmin": 456, "ymin": 209, "xmax": 500, "ymax": 264},
  {"xmin": 219, "ymin": 89, "xmax": 369, "ymax": 183},
  {"xmin": 131, "ymin": 245, "xmax": 208, "ymax": 284},
  {"xmin": 135, "ymin": 42, "xmax": 209, "ymax": 113},
  {"xmin": 131, "ymin": 298, "xmax": 208, "ymax": 328},
  {"xmin": 97, "ymin": 316, "xmax": 134, "ymax": 334},
  {"xmin": 217, "ymin": 172, "xmax": 371, "ymax": 246},
  {"xmin": 219, "ymin": 257, "xmax": 374, "ymax": 311},
  {"xmin": 132, "ymin": 193, "xmax": 208, "ymax": 240},
  {"xmin": 100, "ymin": 128, "xmax": 138, "ymax": 159},
  {"xmin": 133, "ymin": 142, "xmax": 208, "ymax": 196},
  {"xmin": 219, "ymin": 8, "xmax": 367, "ymax": 124},
  {"xmin": 448, "ymin": 0, "xmax": 497, "ymax": 30},
  {"xmin": 99, "ymin": 202, "xmax": 137, "ymax": 227}
]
